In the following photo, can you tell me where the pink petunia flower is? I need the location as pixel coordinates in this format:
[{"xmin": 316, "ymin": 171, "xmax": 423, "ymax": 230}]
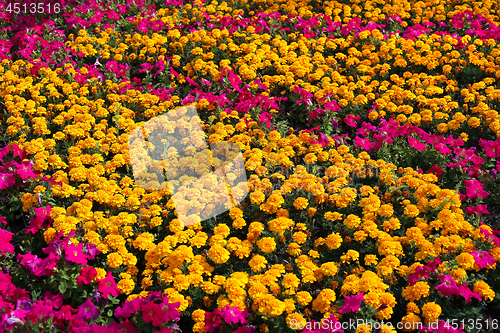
[
  {"xmin": 115, "ymin": 298, "xmax": 143, "ymax": 319},
  {"xmin": 0, "ymin": 145, "xmax": 9, "ymax": 161},
  {"xmin": 205, "ymin": 308, "xmax": 222, "ymax": 332},
  {"xmin": 427, "ymin": 165, "xmax": 444, "ymax": 180},
  {"xmin": 141, "ymin": 302, "xmax": 164, "ymax": 327},
  {"xmin": 0, "ymin": 172, "xmax": 16, "ymax": 190},
  {"xmin": 457, "ymin": 283, "xmax": 482, "ymax": 302},
  {"xmin": 64, "ymin": 243, "xmax": 88, "ymax": 266},
  {"xmin": 0, "ymin": 228, "xmax": 15, "ymax": 255},
  {"xmin": 407, "ymin": 265, "xmax": 430, "ymax": 285},
  {"xmin": 98, "ymin": 272, "xmax": 121, "ymax": 298},
  {"xmin": 186, "ymin": 76, "xmax": 200, "ymax": 87},
  {"xmin": 76, "ymin": 266, "xmax": 97, "ymax": 286},
  {"xmin": 469, "ymin": 250, "xmax": 496, "ymax": 269},
  {"xmin": 15, "ymin": 160, "xmax": 38, "ymax": 180},
  {"xmin": 435, "ymin": 275, "xmax": 461, "ymax": 296},
  {"xmin": 77, "ymin": 298, "xmax": 99, "ymax": 321},
  {"xmin": 159, "ymin": 297, "xmax": 181, "ymax": 322},
  {"xmin": 338, "ymin": 292, "xmax": 364, "ymax": 314},
  {"xmin": 220, "ymin": 305, "xmax": 248, "ymax": 325},
  {"xmin": 33, "ymin": 252, "xmax": 59, "ymax": 277},
  {"xmin": 408, "ymin": 135, "xmax": 426, "ymax": 151},
  {"xmin": 465, "ymin": 204, "xmax": 489, "ymax": 216},
  {"xmin": 464, "ymin": 179, "xmax": 489, "ymax": 199}
]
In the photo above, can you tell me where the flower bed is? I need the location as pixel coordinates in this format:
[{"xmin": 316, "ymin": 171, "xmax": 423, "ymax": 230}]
[{"xmin": 1, "ymin": 0, "xmax": 500, "ymax": 332}]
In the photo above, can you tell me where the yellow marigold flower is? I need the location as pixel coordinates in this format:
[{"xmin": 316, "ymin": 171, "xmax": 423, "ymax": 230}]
[
  {"xmin": 378, "ymin": 204, "xmax": 394, "ymax": 217},
  {"xmin": 117, "ymin": 278, "xmax": 135, "ymax": 295},
  {"xmin": 343, "ymin": 214, "xmax": 362, "ymax": 229},
  {"xmin": 292, "ymin": 232, "xmax": 307, "ymax": 244},
  {"xmin": 308, "ymin": 250, "xmax": 320, "ymax": 258},
  {"xmin": 402, "ymin": 281, "xmax": 430, "ymax": 301},
  {"xmin": 422, "ymin": 302, "xmax": 441, "ymax": 321},
  {"xmin": 364, "ymin": 254, "xmax": 378, "ymax": 266},
  {"xmin": 455, "ymin": 252, "xmax": 475, "ymax": 270},
  {"xmin": 401, "ymin": 313, "xmax": 422, "ymax": 332},
  {"xmin": 308, "ymin": 207, "xmax": 317, "ymax": 216},
  {"xmin": 312, "ymin": 289, "xmax": 336, "ymax": 313},
  {"xmin": 268, "ymin": 131, "xmax": 281, "ymax": 142},
  {"xmin": 296, "ymin": 291, "xmax": 312, "ymax": 306},
  {"xmin": 304, "ymin": 153, "xmax": 317, "ymax": 164},
  {"xmin": 174, "ymin": 275, "xmax": 190, "ymax": 291},
  {"xmin": 95, "ymin": 267, "xmax": 107, "ymax": 280},
  {"xmin": 229, "ymin": 207, "xmax": 244, "ymax": 220},
  {"xmin": 263, "ymin": 298, "xmax": 286, "ymax": 317},
  {"xmin": 201, "ymin": 281, "xmax": 219, "ymax": 295},
  {"xmin": 249, "ymin": 254, "xmax": 267, "ymax": 272},
  {"xmin": 287, "ymin": 243, "xmax": 301, "ymax": 256},
  {"xmin": 407, "ymin": 302, "xmax": 420, "ymax": 314},
  {"xmin": 282, "ymin": 273, "xmax": 300, "ymax": 291},
  {"xmin": 133, "ymin": 232, "xmax": 155, "ymax": 251},
  {"xmin": 208, "ymin": 244, "xmax": 230, "ymax": 264},
  {"xmin": 468, "ymin": 117, "xmax": 480, "ymax": 128},
  {"xmin": 320, "ymin": 262, "xmax": 338, "ymax": 276},
  {"xmin": 250, "ymin": 190, "xmax": 266, "ymax": 205},
  {"xmin": 325, "ymin": 232, "xmax": 342, "ymax": 250},
  {"xmin": 232, "ymin": 217, "xmax": 246, "ymax": 229},
  {"xmin": 107, "ymin": 252, "xmax": 123, "ymax": 268},
  {"xmin": 404, "ymin": 204, "xmax": 420, "ymax": 218},
  {"xmin": 473, "ymin": 280, "xmax": 495, "ymax": 301},
  {"xmin": 214, "ymin": 223, "xmax": 231, "ymax": 238},
  {"xmin": 383, "ymin": 217, "xmax": 401, "ymax": 231},
  {"xmin": 354, "ymin": 230, "xmax": 367, "ymax": 242},
  {"xmin": 286, "ymin": 313, "xmax": 307, "ymax": 330},
  {"xmin": 257, "ymin": 237, "xmax": 277, "ymax": 254},
  {"xmin": 324, "ymin": 211, "xmax": 343, "ymax": 221},
  {"xmin": 293, "ymin": 197, "xmax": 309, "ymax": 210},
  {"xmin": 267, "ymin": 193, "xmax": 285, "ymax": 207},
  {"xmin": 192, "ymin": 309, "xmax": 206, "ymax": 322},
  {"xmin": 268, "ymin": 216, "xmax": 295, "ymax": 236},
  {"xmin": 44, "ymin": 228, "xmax": 56, "ymax": 244},
  {"xmin": 337, "ymin": 145, "xmax": 350, "ymax": 154}
]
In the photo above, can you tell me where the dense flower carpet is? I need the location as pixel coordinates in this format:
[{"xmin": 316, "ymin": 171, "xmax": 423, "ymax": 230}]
[{"xmin": 1, "ymin": 0, "xmax": 500, "ymax": 332}]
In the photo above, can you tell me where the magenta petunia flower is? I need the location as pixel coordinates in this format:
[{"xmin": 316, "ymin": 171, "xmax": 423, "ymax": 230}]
[
  {"xmin": 186, "ymin": 76, "xmax": 200, "ymax": 87},
  {"xmin": 141, "ymin": 302, "xmax": 164, "ymax": 327},
  {"xmin": 77, "ymin": 297, "xmax": 99, "ymax": 321},
  {"xmin": 338, "ymin": 292, "xmax": 364, "ymax": 314},
  {"xmin": 33, "ymin": 252, "xmax": 59, "ymax": 277},
  {"xmin": 159, "ymin": 297, "xmax": 181, "ymax": 322},
  {"xmin": 465, "ymin": 205, "xmax": 489, "ymax": 216},
  {"xmin": 64, "ymin": 243, "xmax": 88, "ymax": 266},
  {"xmin": 220, "ymin": 305, "xmax": 248, "ymax": 325},
  {"xmin": 76, "ymin": 266, "xmax": 97, "ymax": 286},
  {"xmin": 0, "ymin": 228, "xmax": 15, "ymax": 255},
  {"xmin": 408, "ymin": 135, "xmax": 426, "ymax": 151},
  {"xmin": 0, "ymin": 172, "xmax": 16, "ymax": 190},
  {"xmin": 115, "ymin": 298, "xmax": 142, "ymax": 319},
  {"xmin": 464, "ymin": 179, "xmax": 489, "ymax": 199},
  {"xmin": 0, "ymin": 145, "xmax": 9, "ymax": 161},
  {"xmin": 407, "ymin": 265, "xmax": 430, "ymax": 285},
  {"xmin": 458, "ymin": 283, "xmax": 482, "ymax": 302},
  {"xmin": 98, "ymin": 272, "xmax": 121, "ymax": 298},
  {"xmin": 15, "ymin": 161, "xmax": 38, "ymax": 180},
  {"xmin": 435, "ymin": 275, "xmax": 461, "ymax": 297},
  {"xmin": 205, "ymin": 308, "xmax": 222, "ymax": 332},
  {"xmin": 42, "ymin": 291, "xmax": 64, "ymax": 309},
  {"xmin": 469, "ymin": 250, "xmax": 496, "ymax": 268}
]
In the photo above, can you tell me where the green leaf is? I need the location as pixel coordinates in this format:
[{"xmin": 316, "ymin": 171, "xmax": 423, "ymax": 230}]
[{"xmin": 58, "ymin": 283, "xmax": 67, "ymax": 294}]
